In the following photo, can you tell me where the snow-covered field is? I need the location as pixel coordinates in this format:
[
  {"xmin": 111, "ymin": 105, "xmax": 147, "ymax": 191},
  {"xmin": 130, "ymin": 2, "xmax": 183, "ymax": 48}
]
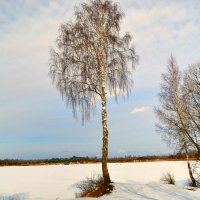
[{"xmin": 0, "ymin": 161, "xmax": 199, "ymax": 200}]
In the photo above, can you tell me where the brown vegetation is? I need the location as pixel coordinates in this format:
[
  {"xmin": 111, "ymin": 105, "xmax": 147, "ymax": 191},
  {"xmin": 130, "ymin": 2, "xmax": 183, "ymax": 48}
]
[
  {"xmin": 76, "ymin": 174, "xmax": 113, "ymax": 197},
  {"xmin": 0, "ymin": 152, "xmax": 198, "ymax": 167}
]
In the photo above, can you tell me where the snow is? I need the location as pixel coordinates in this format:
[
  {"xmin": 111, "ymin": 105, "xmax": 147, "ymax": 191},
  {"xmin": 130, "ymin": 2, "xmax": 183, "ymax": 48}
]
[{"xmin": 0, "ymin": 161, "xmax": 199, "ymax": 200}]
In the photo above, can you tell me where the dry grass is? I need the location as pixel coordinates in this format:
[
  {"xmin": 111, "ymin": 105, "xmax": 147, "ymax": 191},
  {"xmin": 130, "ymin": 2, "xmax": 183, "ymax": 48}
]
[
  {"xmin": 75, "ymin": 174, "xmax": 113, "ymax": 198},
  {"xmin": 160, "ymin": 171, "xmax": 175, "ymax": 185}
]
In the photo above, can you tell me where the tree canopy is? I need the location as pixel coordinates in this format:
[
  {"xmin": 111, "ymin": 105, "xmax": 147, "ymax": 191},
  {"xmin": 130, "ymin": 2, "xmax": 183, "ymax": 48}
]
[{"xmin": 49, "ymin": 0, "xmax": 138, "ymax": 123}]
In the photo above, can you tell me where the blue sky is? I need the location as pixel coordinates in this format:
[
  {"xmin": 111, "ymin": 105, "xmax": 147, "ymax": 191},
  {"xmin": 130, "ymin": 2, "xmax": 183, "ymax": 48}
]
[{"xmin": 0, "ymin": 0, "xmax": 200, "ymax": 159}]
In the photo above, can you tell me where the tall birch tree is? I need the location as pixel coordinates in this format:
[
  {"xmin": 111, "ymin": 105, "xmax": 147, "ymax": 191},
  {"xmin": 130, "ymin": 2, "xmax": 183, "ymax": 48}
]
[{"xmin": 49, "ymin": 0, "xmax": 137, "ymax": 184}]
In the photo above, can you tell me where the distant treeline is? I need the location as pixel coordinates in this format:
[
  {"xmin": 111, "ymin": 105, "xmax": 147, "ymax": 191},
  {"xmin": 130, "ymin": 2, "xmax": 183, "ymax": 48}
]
[{"xmin": 0, "ymin": 152, "xmax": 198, "ymax": 166}]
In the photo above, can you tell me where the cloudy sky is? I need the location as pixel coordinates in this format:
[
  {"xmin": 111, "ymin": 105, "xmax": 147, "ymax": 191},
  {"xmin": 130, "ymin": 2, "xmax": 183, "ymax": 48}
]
[{"xmin": 0, "ymin": 0, "xmax": 200, "ymax": 159}]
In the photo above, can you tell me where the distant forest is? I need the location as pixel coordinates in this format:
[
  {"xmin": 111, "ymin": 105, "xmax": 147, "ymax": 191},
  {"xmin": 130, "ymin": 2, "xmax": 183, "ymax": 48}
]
[{"xmin": 0, "ymin": 152, "xmax": 198, "ymax": 166}]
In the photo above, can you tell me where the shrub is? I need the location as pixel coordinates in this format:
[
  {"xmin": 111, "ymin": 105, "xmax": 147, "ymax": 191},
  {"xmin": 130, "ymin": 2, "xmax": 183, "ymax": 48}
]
[
  {"xmin": 75, "ymin": 174, "xmax": 113, "ymax": 197},
  {"xmin": 160, "ymin": 171, "xmax": 175, "ymax": 185}
]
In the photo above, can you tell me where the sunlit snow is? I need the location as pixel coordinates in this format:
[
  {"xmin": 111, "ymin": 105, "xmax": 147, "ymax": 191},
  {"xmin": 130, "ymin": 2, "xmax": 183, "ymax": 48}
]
[{"xmin": 0, "ymin": 161, "xmax": 199, "ymax": 200}]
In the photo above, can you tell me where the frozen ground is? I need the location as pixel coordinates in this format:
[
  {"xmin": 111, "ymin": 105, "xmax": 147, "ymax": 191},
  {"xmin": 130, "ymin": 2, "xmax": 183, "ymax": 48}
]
[{"xmin": 0, "ymin": 161, "xmax": 199, "ymax": 200}]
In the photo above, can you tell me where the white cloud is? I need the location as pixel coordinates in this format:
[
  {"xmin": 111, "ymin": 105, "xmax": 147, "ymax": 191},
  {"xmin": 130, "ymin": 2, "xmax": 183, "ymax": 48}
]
[
  {"xmin": 130, "ymin": 106, "xmax": 149, "ymax": 114},
  {"xmin": 117, "ymin": 1, "xmax": 200, "ymax": 91},
  {"xmin": 121, "ymin": 1, "xmax": 199, "ymax": 46},
  {"xmin": 117, "ymin": 149, "xmax": 127, "ymax": 154}
]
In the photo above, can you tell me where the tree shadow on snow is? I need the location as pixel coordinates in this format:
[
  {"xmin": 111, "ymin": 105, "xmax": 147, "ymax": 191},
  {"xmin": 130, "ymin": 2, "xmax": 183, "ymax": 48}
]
[
  {"xmin": 116, "ymin": 183, "xmax": 157, "ymax": 200},
  {"xmin": 0, "ymin": 193, "xmax": 29, "ymax": 200},
  {"xmin": 148, "ymin": 183, "xmax": 194, "ymax": 200},
  {"xmin": 115, "ymin": 182, "xmax": 196, "ymax": 200}
]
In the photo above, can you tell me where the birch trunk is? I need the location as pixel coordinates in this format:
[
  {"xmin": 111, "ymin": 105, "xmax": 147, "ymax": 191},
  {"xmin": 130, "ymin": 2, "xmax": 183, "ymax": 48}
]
[
  {"xmin": 173, "ymin": 70, "xmax": 197, "ymax": 186},
  {"xmin": 175, "ymin": 98, "xmax": 197, "ymax": 186},
  {"xmin": 99, "ymin": 28, "xmax": 111, "ymax": 184},
  {"xmin": 101, "ymin": 89, "xmax": 111, "ymax": 184},
  {"xmin": 185, "ymin": 146, "xmax": 197, "ymax": 187}
]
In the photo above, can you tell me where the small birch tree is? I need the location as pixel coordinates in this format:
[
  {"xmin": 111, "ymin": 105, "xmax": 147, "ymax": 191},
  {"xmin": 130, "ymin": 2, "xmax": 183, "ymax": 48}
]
[
  {"xmin": 49, "ymin": 0, "xmax": 137, "ymax": 184},
  {"xmin": 183, "ymin": 63, "xmax": 200, "ymax": 156},
  {"xmin": 155, "ymin": 56, "xmax": 197, "ymax": 186}
]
